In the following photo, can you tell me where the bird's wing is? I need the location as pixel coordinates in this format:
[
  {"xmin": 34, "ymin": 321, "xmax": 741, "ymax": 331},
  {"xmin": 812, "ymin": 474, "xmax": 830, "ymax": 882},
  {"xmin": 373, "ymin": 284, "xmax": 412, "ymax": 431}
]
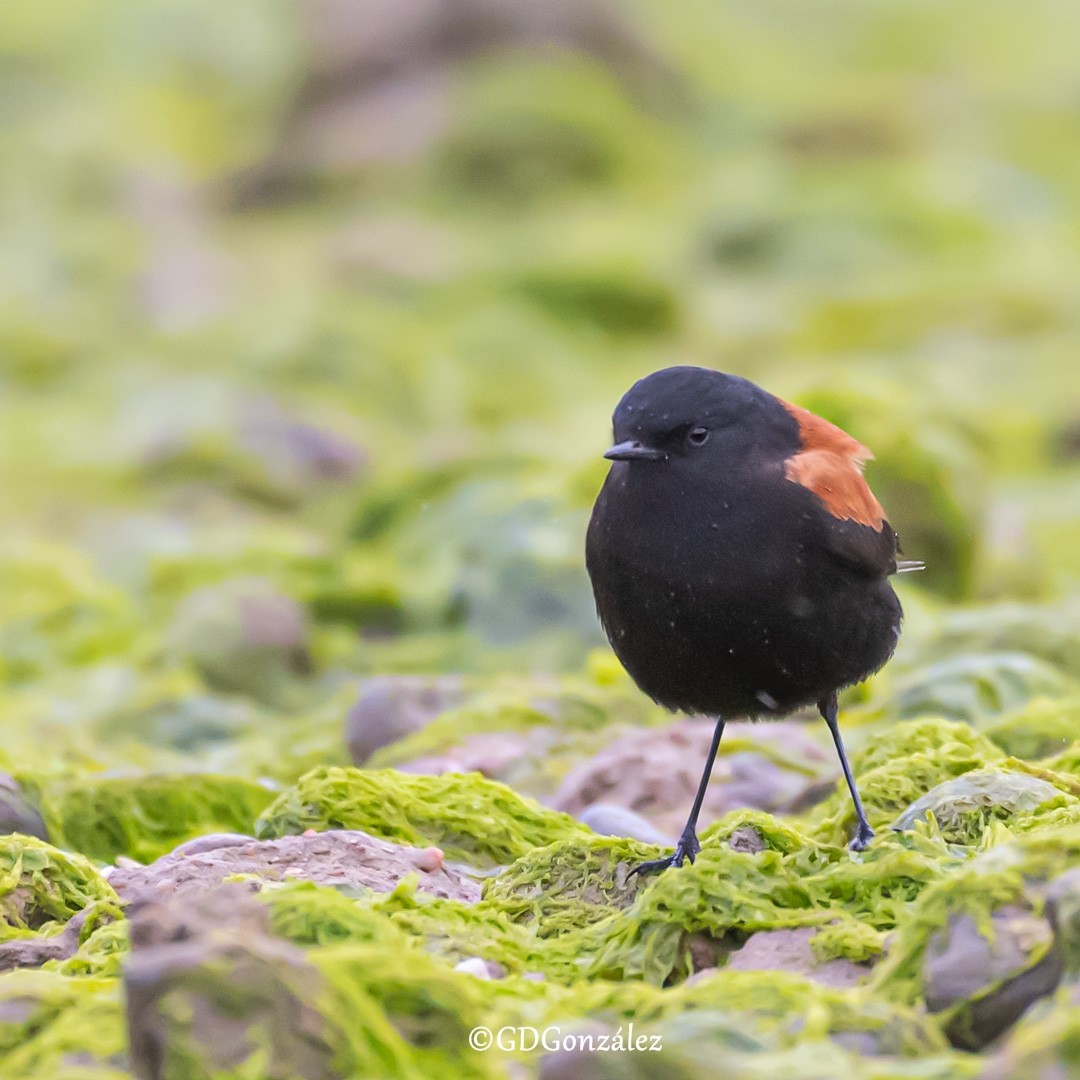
[
  {"xmin": 778, "ymin": 398, "xmax": 900, "ymax": 578},
  {"xmin": 778, "ymin": 401, "xmax": 886, "ymax": 529},
  {"xmin": 817, "ymin": 516, "xmax": 900, "ymax": 579}
]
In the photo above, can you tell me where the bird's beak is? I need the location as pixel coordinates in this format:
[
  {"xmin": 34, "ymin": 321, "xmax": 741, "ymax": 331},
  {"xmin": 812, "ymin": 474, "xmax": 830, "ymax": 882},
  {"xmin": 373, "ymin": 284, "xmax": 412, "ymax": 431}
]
[{"xmin": 604, "ymin": 440, "xmax": 665, "ymax": 462}]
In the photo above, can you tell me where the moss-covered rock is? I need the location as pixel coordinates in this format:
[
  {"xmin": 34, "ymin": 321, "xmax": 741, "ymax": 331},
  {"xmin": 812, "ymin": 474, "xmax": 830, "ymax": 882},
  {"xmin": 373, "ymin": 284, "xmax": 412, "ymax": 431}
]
[
  {"xmin": 0, "ymin": 970, "xmax": 126, "ymax": 1078},
  {"xmin": 891, "ymin": 769, "xmax": 1070, "ymax": 845},
  {"xmin": 810, "ymin": 718, "xmax": 1005, "ymax": 845},
  {"xmin": 0, "ymin": 836, "xmax": 118, "ymax": 941},
  {"xmin": 483, "ymin": 836, "xmax": 654, "ymax": 933},
  {"xmin": 255, "ymin": 766, "xmax": 588, "ymax": 867},
  {"xmin": 33, "ymin": 773, "xmax": 276, "ymax": 864}
]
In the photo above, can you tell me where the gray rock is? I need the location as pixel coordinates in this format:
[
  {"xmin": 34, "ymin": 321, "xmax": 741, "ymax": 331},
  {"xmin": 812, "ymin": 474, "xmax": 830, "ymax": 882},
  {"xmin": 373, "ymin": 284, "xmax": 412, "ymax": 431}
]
[
  {"xmin": 1045, "ymin": 867, "xmax": 1080, "ymax": 977},
  {"xmin": 726, "ymin": 927, "xmax": 871, "ymax": 989},
  {"xmin": 727, "ymin": 825, "xmax": 766, "ymax": 854},
  {"xmin": 924, "ymin": 906, "xmax": 1063, "ymax": 1050},
  {"xmin": 577, "ymin": 803, "xmax": 672, "ymax": 846},
  {"xmin": 345, "ymin": 675, "xmax": 465, "ymax": 763},
  {"xmin": 0, "ymin": 907, "xmax": 98, "ymax": 973},
  {"xmin": 0, "ymin": 773, "xmax": 47, "ymax": 840},
  {"xmin": 891, "ymin": 769, "xmax": 1065, "ymax": 844}
]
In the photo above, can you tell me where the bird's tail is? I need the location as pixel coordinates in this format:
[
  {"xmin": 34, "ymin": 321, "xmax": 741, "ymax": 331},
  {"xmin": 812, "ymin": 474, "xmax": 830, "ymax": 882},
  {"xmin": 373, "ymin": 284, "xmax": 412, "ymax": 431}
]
[{"xmin": 895, "ymin": 560, "xmax": 925, "ymax": 573}]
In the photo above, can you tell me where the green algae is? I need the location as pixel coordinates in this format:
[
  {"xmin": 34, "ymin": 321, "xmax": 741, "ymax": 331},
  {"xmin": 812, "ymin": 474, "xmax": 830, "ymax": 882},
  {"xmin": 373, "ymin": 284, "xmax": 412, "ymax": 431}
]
[
  {"xmin": 255, "ymin": 766, "xmax": 589, "ymax": 867},
  {"xmin": 0, "ymin": 546, "xmax": 137, "ymax": 685},
  {"xmin": 0, "ymin": 971, "xmax": 126, "ymax": 1079},
  {"xmin": 890, "ymin": 768, "xmax": 1071, "ymax": 845},
  {"xmin": 984, "ymin": 695, "xmax": 1080, "ymax": 759},
  {"xmin": 31, "ymin": 772, "xmax": 276, "ymax": 863},
  {"xmin": 482, "ymin": 835, "xmax": 654, "ymax": 933},
  {"xmin": 56, "ymin": 919, "xmax": 129, "ymax": 978},
  {"xmin": 810, "ymin": 718, "xmax": 1006, "ymax": 845},
  {"xmin": 579, "ymin": 821, "xmax": 956, "ymax": 985},
  {"xmin": 0, "ymin": 836, "xmax": 117, "ymax": 940},
  {"xmin": 869, "ymin": 822, "xmax": 1080, "ymax": 1009},
  {"xmin": 673, "ymin": 970, "xmax": 948, "ymax": 1056},
  {"xmin": 885, "ymin": 652, "xmax": 1078, "ymax": 724},
  {"xmin": 263, "ymin": 880, "xmax": 418, "ymax": 952},
  {"xmin": 313, "ymin": 943, "xmax": 506, "ymax": 1080}
]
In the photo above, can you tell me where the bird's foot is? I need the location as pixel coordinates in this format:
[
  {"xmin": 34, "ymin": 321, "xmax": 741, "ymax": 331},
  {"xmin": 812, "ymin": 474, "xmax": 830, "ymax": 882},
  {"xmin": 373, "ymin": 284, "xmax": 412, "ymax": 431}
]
[
  {"xmin": 849, "ymin": 820, "xmax": 875, "ymax": 853},
  {"xmin": 629, "ymin": 828, "xmax": 701, "ymax": 877}
]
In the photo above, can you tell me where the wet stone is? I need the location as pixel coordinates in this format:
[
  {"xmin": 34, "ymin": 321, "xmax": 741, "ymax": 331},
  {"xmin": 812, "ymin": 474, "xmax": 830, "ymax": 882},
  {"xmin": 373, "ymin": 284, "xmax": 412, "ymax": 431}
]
[
  {"xmin": 891, "ymin": 768, "xmax": 1065, "ymax": 844},
  {"xmin": 345, "ymin": 675, "xmax": 466, "ymax": 764},
  {"xmin": 577, "ymin": 803, "xmax": 672, "ymax": 846},
  {"xmin": 0, "ymin": 773, "xmax": 47, "ymax": 840},
  {"xmin": 923, "ymin": 906, "xmax": 1064, "ymax": 1050},
  {"xmin": 726, "ymin": 927, "xmax": 871, "ymax": 989}
]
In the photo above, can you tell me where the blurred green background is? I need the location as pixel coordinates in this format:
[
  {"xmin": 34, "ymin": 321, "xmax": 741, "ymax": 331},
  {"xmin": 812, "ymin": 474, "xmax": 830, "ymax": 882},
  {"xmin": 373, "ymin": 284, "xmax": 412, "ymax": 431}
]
[{"xmin": 2, "ymin": 0, "xmax": 1080, "ymax": 708}]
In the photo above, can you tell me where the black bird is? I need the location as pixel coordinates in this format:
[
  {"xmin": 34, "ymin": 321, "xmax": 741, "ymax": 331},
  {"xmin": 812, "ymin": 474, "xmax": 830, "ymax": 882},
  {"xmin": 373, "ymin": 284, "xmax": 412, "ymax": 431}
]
[{"xmin": 585, "ymin": 366, "xmax": 922, "ymax": 873}]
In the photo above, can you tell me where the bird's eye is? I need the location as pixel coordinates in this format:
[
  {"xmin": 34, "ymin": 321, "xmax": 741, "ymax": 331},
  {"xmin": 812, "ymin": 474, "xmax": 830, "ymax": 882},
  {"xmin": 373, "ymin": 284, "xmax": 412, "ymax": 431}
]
[{"xmin": 687, "ymin": 427, "xmax": 710, "ymax": 447}]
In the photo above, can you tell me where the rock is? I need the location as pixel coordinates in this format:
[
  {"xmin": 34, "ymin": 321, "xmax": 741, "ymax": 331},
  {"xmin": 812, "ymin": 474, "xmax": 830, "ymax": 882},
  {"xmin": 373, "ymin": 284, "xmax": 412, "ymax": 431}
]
[
  {"xmin": 979, "ymin": 982, "xmax": 1080, "ymax": 1080},
  {"xmin": 125, "ymin": 883, "xmax": 345, "ymax": 1080},
  {"xmin": 398, "ymin": 730, "xmax": 534, "ymax": 780},
  {"xmin": 727, "ymin": 825, "xmax": 766, "ymax": 854},
  {"xmin": 0, "ymin": 908, "xmax": 96, "ymax": 973},
  {"xmin": 577, "ymin": 803, "xmax": 672, "ymax": 846},
  {"xmin": 891, "ymin": 769, "xmax": 1065, "ymax": 844},
  {"xmin": 167, "ymin": 577, "xmax": 312, "ymax": 705},
  {"xmin": 1045, "ymin": 867, "xmax": 1080, "ymax": 977},
  {"xmin": 345, "ymin": 675, "xmax": 466, "ymax": 764},
  {"xmin": 0, "ymin": 773, "xmax": 47, "ymax": 840},
  {"xmin": 923, "ymin": 906, "xmax": 1063, "ymax": 1050},
  {"xmin": 168, "ymin": 833, "xmax": 255, "ymax": 857},
  {"xmin": 726, "ymin": 927, "xmax": 871, "ymax": 989},
  {"xmin": 453, "ymin": 957, "xmax": 504, "ymax": 979},
  {"xmin": 553, "ymin": 719, "xmax": 834, "ymax": 837},
  {"xmin": 109, "ymin": 829, "xmax": 481, "ymax": 904}
]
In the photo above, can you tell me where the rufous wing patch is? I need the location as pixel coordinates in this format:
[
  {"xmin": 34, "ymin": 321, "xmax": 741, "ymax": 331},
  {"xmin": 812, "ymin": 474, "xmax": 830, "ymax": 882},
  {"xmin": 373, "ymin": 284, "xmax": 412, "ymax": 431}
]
[{"xmin": 779, "ymin": 400, "xmax": 886, "ymax": 529}]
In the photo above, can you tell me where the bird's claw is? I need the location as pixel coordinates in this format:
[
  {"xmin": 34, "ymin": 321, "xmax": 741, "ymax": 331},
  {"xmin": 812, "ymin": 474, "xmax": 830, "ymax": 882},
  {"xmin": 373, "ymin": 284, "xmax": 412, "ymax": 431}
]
[
  {"xmin": 849, "ymin": 821, "xmax": 875, "ymax": 853},
  {"xmin": 629, "ymin": 829, "xmax": 701, "ymax": 877}
]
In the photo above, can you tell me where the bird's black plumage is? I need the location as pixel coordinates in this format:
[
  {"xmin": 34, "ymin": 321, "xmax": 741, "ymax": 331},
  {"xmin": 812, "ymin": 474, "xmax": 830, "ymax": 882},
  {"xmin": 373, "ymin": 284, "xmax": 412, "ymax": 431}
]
[{"xmin": 586, "ymin": 366, "xmax": 911, "ymax": 870}]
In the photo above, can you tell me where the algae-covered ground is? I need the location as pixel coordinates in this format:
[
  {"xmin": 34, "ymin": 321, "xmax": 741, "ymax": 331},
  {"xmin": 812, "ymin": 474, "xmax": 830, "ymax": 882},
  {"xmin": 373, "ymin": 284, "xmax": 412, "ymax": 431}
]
[{"xmin": 3, "ymin": 1, "xmax": 1080, "ymax": 1077}]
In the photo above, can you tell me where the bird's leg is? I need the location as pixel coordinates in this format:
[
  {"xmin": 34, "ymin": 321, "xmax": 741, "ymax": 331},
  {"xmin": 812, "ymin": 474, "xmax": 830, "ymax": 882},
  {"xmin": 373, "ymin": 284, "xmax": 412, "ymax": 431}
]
[
  {"xmin": 629, "ymin": 717, "xmax": 725, "ymax": 876},
  {"xmin": 819, "ymin": 691, "xmax": 874, "ymax": 851}
]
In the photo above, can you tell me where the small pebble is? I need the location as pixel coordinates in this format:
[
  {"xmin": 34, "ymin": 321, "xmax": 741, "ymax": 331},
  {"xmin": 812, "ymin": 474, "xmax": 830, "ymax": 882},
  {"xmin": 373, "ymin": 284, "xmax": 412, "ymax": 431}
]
[
  {"xmin": 578, "ymin": 803, "xmax": 672, "ymax": 846},
  {"xmin": 454, "ymin": 957, "xmax": 493, "ymax": 979},
  {"xmin": 414, "ymin": 846, "xmax": 445, "ymax": 872}
]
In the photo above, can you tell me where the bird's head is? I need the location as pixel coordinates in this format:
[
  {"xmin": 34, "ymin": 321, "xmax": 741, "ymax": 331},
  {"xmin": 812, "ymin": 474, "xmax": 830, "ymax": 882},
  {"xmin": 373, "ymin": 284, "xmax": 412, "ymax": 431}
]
[{"xmin": 604, "ymin": 366, "xmax": 798, "ymax": 469}]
